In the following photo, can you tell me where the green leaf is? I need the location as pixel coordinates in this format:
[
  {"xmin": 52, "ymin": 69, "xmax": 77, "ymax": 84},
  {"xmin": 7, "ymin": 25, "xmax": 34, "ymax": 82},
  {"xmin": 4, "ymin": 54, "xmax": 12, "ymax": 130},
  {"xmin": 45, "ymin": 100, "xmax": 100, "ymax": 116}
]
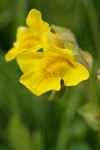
[
  {"xmin": 7, "ymin": 113, "xmax": 32, "ymax": 150},
  {"xmin": 69, "ymin": 141, "xmax": 90, "ymax": 150},
  {"xmin": 79, "ymin": 103, "xmax": 100, "ymax": 130},
  {"xmin": 31, "ymin": 130, "xmax": 44, "ymax": 150}
]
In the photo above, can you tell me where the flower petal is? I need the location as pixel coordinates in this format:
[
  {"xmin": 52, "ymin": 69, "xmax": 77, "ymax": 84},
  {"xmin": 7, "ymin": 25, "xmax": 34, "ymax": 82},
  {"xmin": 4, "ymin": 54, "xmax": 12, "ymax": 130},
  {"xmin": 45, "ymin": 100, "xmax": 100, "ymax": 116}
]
[
  {"xmin": 17, "ymin": 49, "xmax": 89, "ymax": 96},
  {"xmin": 63, "ymin": 62, "xmax": 89, "ymax": 86},
  {"xmin": 44, "ymin": 43, "xmax": 75, "ymax": 63},
  {"xmin": 20, "ymin": 72, "xmax": 61, "ymax": 96},
  {"xmin": 26, "ymin": 9, "xmax": 49, "ymax": 35},
  {"xmin": 17, "ymin": 52, "xmax": 44, "ymax": 73},
  {"xmin": 16, "ymin": 26, "xmax": 32, "ymax": 42},
  {"xmin": 5, "ymin": 26, "xmax": 42, "ymax": 61},
  {"xmin": 16, "ymin": 26, "xmax": 41, "ymax": 51},
  {"xmin": 5, "ymin": 48, "xmax": 23, "ymax": 61}
]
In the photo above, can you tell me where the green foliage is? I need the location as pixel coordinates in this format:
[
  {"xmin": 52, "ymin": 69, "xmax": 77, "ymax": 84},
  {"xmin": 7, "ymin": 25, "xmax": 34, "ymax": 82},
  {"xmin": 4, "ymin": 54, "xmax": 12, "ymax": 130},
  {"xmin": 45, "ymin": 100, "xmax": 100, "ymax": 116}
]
[
  {"xmin": 0, "ymin": 0, "xmax": 100, "ymax": 150},
  {"xmin": 7, "ymin": 114, "xmax": 32, "ymax": 150},
  {"xmin": 79, "ymin": 102, "xmax": 100, "ymax": 130}
]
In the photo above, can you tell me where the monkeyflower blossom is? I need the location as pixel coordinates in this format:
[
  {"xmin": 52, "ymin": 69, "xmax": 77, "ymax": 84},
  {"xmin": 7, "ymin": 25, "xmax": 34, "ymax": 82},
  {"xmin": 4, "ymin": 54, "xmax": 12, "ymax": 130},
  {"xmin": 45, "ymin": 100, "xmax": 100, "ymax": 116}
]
[
  {"xmin": 5, "ymin": 9, "xmax": 90, "ymax": 96},
  {"xmin": 5, "ymin": 9, "xmax": 50, "ymax": 61},
  {"xmin": 17, "ymin": 43, "xmax": 89, "ymax": 96}
]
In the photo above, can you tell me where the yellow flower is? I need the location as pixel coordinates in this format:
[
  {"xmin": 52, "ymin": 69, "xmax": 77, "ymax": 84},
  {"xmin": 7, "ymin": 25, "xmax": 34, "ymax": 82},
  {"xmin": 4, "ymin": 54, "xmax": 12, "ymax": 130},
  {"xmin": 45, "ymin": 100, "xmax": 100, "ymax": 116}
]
[
  {"xmin": 17, "ymin": 43, "xmax": 89, "ymax": 96},
  {"xmin": 5, "ymin": 9, "xmax": 49, "ymax": 61}
]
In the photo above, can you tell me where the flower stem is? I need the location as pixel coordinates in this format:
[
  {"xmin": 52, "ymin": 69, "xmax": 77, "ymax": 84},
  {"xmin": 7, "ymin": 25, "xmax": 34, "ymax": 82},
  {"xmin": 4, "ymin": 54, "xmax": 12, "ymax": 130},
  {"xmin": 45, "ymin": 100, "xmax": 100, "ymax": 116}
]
[
  {"xmin": 56, "ymin": 87, "xmax": 82, "ymax": 150},
  {"xmin": 88, "ymin": 75, "xmax": 99, "ymax": 112},
  {"xmin": 79, "ymin": 47, "xmax": 100, "ymax": 148},
  {"xmin": 81, "ymin": 0, "xmax": 100, "ymax": 60},
  {"xmin": 87, "ymin": 74, "xmax": 100, "ymax": 148}
]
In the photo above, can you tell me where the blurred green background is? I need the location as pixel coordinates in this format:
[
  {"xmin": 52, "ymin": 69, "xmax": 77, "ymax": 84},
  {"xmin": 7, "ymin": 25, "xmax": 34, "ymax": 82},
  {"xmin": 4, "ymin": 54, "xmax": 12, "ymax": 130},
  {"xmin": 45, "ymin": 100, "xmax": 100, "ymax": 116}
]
[{"xmin": 0, "ymin": 0, "xmax": 100, "ymax": 150}]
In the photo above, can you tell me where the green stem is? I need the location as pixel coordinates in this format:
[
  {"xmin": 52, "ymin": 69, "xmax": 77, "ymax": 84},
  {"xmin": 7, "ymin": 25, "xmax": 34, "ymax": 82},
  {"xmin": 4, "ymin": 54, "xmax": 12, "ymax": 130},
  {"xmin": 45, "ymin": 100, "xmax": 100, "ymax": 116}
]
[
  {"xmin": 88, "ymin": 75, "xmax": 99, "ymax": 113},
  {"xmin": 47, "ymin": 90, "xmax": 57, "ymax": 101},
  {"xmin": 87, "ymin": 74, "xmax": 100, "ymax": 148},
  {"xmin": 81, "ymin": 0, "xmax": 100, "ymax": 146},
  {"xmin": 79, "ymin": 41, "xmax": 100, "ymax": 115},
  {"xmin": 98, "ymin": 132, "xmax": 100, "ymax": 150},
  {"xmin": 56, "ymin": 87, "xmax": 82, "ymax": 150},
  {"xmin": 81, "ymin": 0, "xmax": 100, "ymax": 60},
  {"xmin": 79, "ymin": 45, "xmax": 100, "ymax": 148}
]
